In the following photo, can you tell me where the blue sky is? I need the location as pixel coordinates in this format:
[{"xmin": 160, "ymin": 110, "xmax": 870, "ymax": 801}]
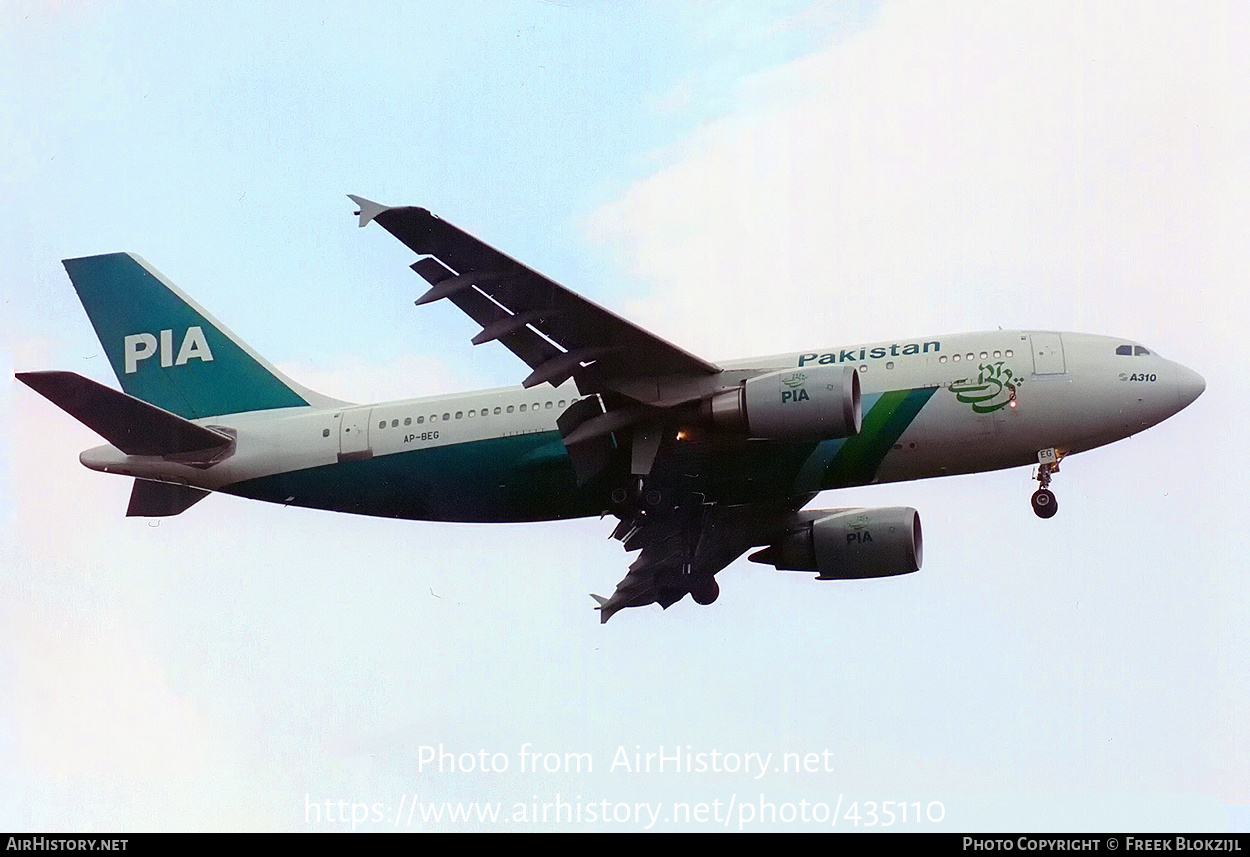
[{"xmin": 3, "ymin": 0, "xmax": 1248, "ymax": 831}]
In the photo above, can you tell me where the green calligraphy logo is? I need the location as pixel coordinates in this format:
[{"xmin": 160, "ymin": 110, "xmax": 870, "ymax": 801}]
[{"xmin": 950, "ymin": 362, "xmax": 1022, "ymax": 413}]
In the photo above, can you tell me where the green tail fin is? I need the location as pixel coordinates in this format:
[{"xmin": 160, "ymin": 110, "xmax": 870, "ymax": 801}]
[{"xmin": 63, "ymin": 253, "xmax": 322, "ymax": 419}]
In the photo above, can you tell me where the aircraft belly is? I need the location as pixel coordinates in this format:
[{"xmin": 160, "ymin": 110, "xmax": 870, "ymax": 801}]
[
  {"xmin": 811, "ymin": 387, "xmax": 939, "ymax": 490},
  {"xmin": 221, "ymin": 432, "xmax": 606, "ymax": 523},
  {"xmin": 866, "ymin": 386, "xmax": 1037, "ymax": 483}
]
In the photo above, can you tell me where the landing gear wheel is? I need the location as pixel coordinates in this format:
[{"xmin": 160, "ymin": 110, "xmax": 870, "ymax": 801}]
[
  {"xmin": 1031, "ymin": 488, "xmax": 1058, "ymax": 519},
  {"xmin": 689, "ymin": 576, "xmax": 720, "ymax": 606},
  {"xmin": 610, "ymin": 479, "xmax": 659, "ymax": 512},
  {"xmin": 1030, "ymin": 448, "xmax": 1064, "ymax": 519}
]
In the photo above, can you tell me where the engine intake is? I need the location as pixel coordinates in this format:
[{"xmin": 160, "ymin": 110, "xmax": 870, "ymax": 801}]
[
  {"xmin": 749, "ymin": 506, "xmax": 922, "ymax": 580},
  {"xmin": 702, "ymin": 365, "xmax": 860, "ymax": 441}
]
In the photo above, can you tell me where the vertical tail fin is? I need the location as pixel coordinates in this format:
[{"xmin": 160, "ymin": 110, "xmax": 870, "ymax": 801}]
[{"xmin": 63, "ymin": 253, "xmax": 335, "ymax": 419}]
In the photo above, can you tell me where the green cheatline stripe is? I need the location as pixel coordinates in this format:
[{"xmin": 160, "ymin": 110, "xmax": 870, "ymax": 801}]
[{"xmin": 823, "ymin": 387, "xmax": 937, "ymax": 487}]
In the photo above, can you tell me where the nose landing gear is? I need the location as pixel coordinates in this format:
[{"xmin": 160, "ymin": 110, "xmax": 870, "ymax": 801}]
[
  {"xmin": 1031, "ymin": 486, "xmax": 1057, "ymax": 518},
  {"xmin": 1031, "ymin": 448, "xmax": 1064, "ymax": 518}
]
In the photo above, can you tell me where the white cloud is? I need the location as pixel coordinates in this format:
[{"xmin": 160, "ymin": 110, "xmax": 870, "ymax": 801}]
[{"xmin": 587, "ymin": 2, "xmax": 1248, "ymax": 365}]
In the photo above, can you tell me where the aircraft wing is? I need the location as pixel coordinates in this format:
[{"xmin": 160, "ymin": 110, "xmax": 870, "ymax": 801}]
[
  {"xmin": 349, "ymin": 196, "xmax": 720, "ymax": 392},
  {"xmin": 594, "ymin": 500, "xmax": 807, "ymax": 623},
  {"xmin": 350, "ymin": 197, "xmax": 808, "ymax": 621}
]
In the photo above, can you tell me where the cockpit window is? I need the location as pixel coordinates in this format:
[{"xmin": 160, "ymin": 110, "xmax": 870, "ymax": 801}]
[
  {"xmin": 1116, "ymin": 345, "xmax": 1132, "ymax": 356},
  {"xmin": 1116, "ymin": 344, "xmax": 1152, "ymax": 356},
  {"xmin": 1134, "ymin": 346, "xmax": 1150, "ymax": 356}
]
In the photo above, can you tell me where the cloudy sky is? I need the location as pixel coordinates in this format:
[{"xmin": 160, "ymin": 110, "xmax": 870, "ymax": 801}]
[{"xmin": 3, "ymin": 0, "xmax": 1247, "ymax": 831}]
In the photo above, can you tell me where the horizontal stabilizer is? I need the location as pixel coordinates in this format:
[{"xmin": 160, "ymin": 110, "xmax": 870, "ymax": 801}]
[
  {"xmin": 127, "ymin": 479, "xmax": 210, "ymax": 517},
  {"xmin": 16, "ymin": 371, "xmax": 232, "ymax": 457}
]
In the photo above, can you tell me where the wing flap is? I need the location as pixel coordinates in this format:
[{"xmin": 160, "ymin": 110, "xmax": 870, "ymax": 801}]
[
  {"xmin": 593, "ymin": 502, "xmax": 802, "ymax": 622},
  {"xmin": 411, "ymin": 253, "xmax": 561, "ymax": 371}
]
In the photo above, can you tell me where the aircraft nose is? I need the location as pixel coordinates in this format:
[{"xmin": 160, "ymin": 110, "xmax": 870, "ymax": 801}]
[{"xmin": 1175, "ymin": 364, "xmax": 1205, "ymax": 412}]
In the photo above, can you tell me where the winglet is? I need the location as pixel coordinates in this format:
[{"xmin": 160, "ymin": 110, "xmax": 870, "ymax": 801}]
[
  {"xmin": 590, "ymin": 593, "xmax": 617, "ymax": 624},
  {"xmin": 347, "ymin": 194, "xmax": 391, "ymax": 228}
]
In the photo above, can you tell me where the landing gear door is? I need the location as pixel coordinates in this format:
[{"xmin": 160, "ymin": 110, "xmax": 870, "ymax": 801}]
[
  {"xmin": 1030, "ymin": 333, "xmax": 1066, "ymax": 375},
  {"xmin": 339, "ymin": 407, "xmax": 373, "ymax": 462}
]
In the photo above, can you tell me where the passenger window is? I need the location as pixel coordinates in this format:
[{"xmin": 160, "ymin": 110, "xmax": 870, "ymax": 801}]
[
  {"xmin": 468, "ymin": 410, "xmax": 475, "ymax": 418},
  {"xmin": 378, "ymin": 420, "xmax": 386, "ymax": 429},
  {"xmin": 545, "ymin": 401, "xmax": 553, "ymax": 409},
  {"xmin": 455, "ymin": 411, "xmax": 463, "ymax": 419},
  {"xmin": 322, "ymin": 428, "xmax": 330, "ymax": 438},
  {"xmin": 507, "ymin": 405, "xmax": 515, "ymax": 413},
  {"xmin": 939, "ymin": 355, "xmax": 948, "ymax": 363},
  {"xmin": 392, "ymin": 419, "xmax": 399, "ymax": 428},
  {"xmin": 418, "ymin": 416, "xmax": 424, "ymax": 424},
  {"xmin": 494, "ymin": 407, "xmax": 501, "ymax": 415},
  {"xmin": 404, "ymin": 417, "xmax": 411, "ymax": 426},
  {"xmin": 886, "ymin": 361, "xmax": 894, "ymax": 370},
  {"xmin": 519, "ymin": 404, "xmax": 526, "ymax": 412},
  {"xmin": 443, "ymin": 413, "xmax": 450, "ymax": 421}
]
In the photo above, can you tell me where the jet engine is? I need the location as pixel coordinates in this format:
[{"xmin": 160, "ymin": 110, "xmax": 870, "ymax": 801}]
[
  {"xmin": 749, "ymin": 507, "xmax": 922, "ymax": 580},
  {"xmin": 701, "ymin": 365, "xmax": 860, "ymax": 441}
]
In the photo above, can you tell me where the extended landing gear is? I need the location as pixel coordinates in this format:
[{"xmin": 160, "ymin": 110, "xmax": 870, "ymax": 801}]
[
  {"xmin": 610, "ymin": 478, "xmax": 665, "ymax": 512},
  {"xmin": 1031, "ymin": 488, "xmax": 1057, "ymax": 518},
  {"xmin": 1031, "ymin": 447, "xmax": 1064, "ymax": 519}
]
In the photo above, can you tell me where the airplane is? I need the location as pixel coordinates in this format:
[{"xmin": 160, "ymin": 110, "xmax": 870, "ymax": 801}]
[{"xmin": 16, "ymin": 196, "xmax": 1206, "ymax": 622}]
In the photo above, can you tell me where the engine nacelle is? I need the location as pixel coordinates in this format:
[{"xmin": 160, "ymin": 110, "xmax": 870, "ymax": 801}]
[
  {"xmin": 702, "ymin": 365, "xmax": 861, "ymax": 441},
  {"xmin": 749, "ymin": 507, "xmax": 922, "ymax": 580}
]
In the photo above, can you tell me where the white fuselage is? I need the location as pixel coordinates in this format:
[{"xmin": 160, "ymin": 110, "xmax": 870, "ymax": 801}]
[{"xmin": 78, "ymin": 330, "xmax": 1204, "ymax": 522}]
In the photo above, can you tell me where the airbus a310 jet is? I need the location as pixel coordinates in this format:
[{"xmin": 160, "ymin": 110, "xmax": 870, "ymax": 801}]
[{"xmin": 17, "ymin": 196, "xmax": 1205, "ymax": 621}]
